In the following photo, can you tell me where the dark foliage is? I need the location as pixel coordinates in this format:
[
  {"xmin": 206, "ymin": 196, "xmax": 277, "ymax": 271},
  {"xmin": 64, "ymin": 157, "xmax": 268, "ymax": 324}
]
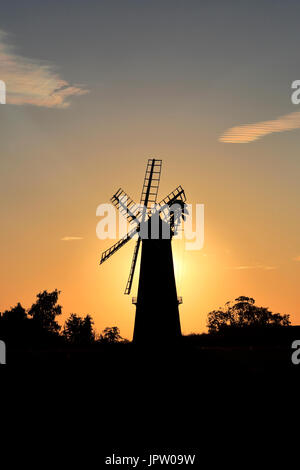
[
  {"xmin": 28, "ymin": 289, "xmax": 62, "ymax": 334},
  {"xmin": 0, "ymin": 291, "xmax": 293, "ymax": 371},
  {"xmin": 98, "ymin": 326, "xmax": 124, "ymax": 344},
  {"xmin": 207, "ymin": 296, "xmax": 290, "ymax": 333},
  {"xmin": 0, "ymin": 289, "xmax": 128, "ymax": 352},
  {"xmin": 63, "ymin": 313, "xmax": 95, "ymax": 345}
]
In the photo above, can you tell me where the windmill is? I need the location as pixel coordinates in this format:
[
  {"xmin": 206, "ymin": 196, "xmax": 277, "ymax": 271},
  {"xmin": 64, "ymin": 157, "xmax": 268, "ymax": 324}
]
[{"xmin": 100, "ymin": 159, "xmax": 188, "ymax": 343}]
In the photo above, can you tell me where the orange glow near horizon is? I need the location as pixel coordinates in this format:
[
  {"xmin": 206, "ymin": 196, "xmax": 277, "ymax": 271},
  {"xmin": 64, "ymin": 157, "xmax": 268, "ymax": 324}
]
[
  {"xmin": 1, "ymin": 93, "xmax": 300, "ymax": 341},
  {"xmin": 1, "ymin": 197, "xmax": 299, "ymax": 342}
]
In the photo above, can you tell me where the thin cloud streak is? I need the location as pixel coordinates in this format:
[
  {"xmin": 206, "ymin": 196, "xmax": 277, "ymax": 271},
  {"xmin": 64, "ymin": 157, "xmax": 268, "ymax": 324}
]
[
  {"xmin": 226, "ymin": 265, "xmax": 277, "ymax": 270},
  {"xmin": 61, "ymin": 237, "xmax": 84, "ymax": 241},
  {"xmin": 0, "ymin": 30, "xmax": 88, "ymax": 108},
  {"xmin": 219, "ymin": 111, "xmax": 300, "ymax": 143}
]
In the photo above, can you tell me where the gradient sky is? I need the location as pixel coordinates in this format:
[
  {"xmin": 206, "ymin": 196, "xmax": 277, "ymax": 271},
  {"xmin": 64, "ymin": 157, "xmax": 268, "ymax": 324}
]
[{"xmin": 0, "ymin": 0, "xmax": 300, "ymax": 338}]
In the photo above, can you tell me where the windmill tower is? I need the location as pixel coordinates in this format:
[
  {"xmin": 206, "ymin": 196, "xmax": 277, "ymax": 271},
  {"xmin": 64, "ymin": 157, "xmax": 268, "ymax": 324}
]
[{"xmin": 100, "ymin": 159, "xmax": 187, "ymax": 343}]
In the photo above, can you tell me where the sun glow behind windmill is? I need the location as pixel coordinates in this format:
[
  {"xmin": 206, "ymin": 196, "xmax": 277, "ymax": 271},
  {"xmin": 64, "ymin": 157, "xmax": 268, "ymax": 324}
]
[{"xmin": 100, "ymin": 159, "xmax": 188, "ymax": 343}]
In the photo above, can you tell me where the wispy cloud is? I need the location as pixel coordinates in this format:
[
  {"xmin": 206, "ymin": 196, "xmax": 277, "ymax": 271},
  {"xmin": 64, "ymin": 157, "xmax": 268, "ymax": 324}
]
[
  {"xmin": 219, "ymin": 111, "xmax": 300, "ymax": 143},
  {"xmin": 61, "ymin": 237, "xmax": 83, "ymax": 241},
  {"xmin": 226, "ymin": 265, "xmax": 277, "ymax": 270},
  {"xmin": 0, "ymin": 30, "xmax": 88, "ymax": 108}
]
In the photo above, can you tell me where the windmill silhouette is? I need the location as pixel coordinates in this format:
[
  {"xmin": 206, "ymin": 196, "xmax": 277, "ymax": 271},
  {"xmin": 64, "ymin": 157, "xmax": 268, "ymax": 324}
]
[{"xmin": 100, "ymin": 159, "xmax": 188, "ymax": 343}]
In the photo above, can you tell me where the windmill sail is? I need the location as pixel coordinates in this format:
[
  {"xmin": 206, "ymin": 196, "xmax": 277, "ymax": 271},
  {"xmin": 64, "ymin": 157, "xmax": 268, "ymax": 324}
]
[
  {"xmin": 124, "ymin": 159, "xmax": 162, "ymax": 294},
  {"xmin": 158, "ymin": 185, "xmax": 186, "ymax": 207},
  {"xmin": 110, "ymin": 188, "xmax": 141, "ymax": 225},
  {"xmin": 157, "ymin": 185, "xmax": 186, "ymax": 222},
  {"xmin": 140, "ymin": 159, "xmax": 162, "ymax": 212},
  {"xmin": 124, "ymin": 238, "xmax": 141, "ymax": 295},
  {"xmin": 100, "ymin": 227, "xmax": 137, "ymax": 264}
]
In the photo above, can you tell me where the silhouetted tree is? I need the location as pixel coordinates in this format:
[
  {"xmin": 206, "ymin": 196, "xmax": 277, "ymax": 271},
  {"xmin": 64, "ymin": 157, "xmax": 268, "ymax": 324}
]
[
  {"xmin": 99, "ymin": 326, "xmax": 123, "ymax": 344},
  {"xmin": 28, "ymin": 289, "xmax": 62, "ymax": 334},
  {"xmin": 0, "ymin": 302, "xmax": 28, "ymax": 344},
  {"xmin": 207, "ymin": 296, "xmax": 290, "ymax": 333},
  {"xmin": 81, "ymin": 315, "xmax": 95, "ymax": 344},
  {"xmin": 1, "ymin": 303, "xmax": 27, "ymax": 322},
  {"xmin": 63, "ymin": 313, "xmax": 95, "ymax": 345}
]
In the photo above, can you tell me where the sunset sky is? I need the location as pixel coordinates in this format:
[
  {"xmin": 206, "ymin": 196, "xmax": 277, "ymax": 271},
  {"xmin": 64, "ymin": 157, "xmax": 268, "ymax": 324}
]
[{"xmin": 0, "ymin": 0, "xmax": 300, "ymax": 339}]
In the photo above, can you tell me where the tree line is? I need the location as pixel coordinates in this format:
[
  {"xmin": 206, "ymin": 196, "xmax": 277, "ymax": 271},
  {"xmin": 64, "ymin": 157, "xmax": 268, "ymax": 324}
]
[
  {"xmin": 0, "ymin": 291, "xmax": 291, "ymax": 349},
  {"xmin": 207, "ymin": 296, "xmax": 290, "ymax": 333},
  {"xmin": 0, "ymin": 289, "xmax": 125, "ymax": 347}
]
